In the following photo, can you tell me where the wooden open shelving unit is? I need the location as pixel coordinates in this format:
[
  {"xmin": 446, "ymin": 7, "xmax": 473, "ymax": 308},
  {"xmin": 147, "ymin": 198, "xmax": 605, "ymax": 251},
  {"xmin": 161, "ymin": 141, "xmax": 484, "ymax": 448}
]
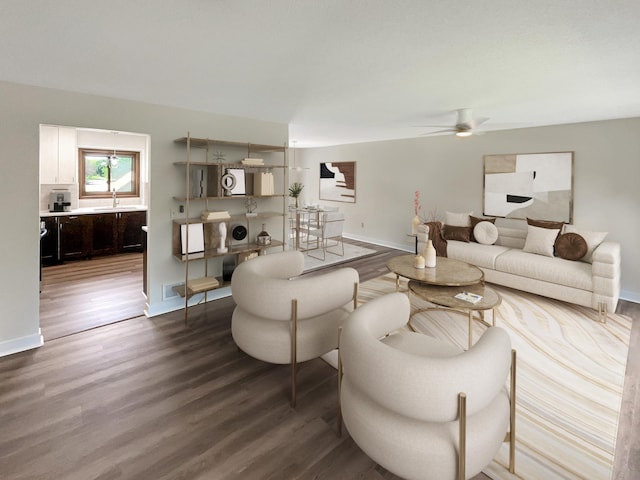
[{"xmin": 173, "ymin": 134, "xmax": 287, "ymax": 322}]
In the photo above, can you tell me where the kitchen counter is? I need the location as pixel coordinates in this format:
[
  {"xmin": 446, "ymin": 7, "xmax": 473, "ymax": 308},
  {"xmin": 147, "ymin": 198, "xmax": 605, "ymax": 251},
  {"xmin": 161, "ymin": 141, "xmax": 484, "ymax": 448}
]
[{"xmin": 40, "ymin": 205, "xmax": 148, "ymax": 217}]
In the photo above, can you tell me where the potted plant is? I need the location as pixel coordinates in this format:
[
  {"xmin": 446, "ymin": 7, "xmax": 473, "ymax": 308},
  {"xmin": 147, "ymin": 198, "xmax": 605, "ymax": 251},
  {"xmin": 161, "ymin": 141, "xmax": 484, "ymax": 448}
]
[{"xmin": 289, "ymin": 182, "xmax": 304, "ymax": 208}]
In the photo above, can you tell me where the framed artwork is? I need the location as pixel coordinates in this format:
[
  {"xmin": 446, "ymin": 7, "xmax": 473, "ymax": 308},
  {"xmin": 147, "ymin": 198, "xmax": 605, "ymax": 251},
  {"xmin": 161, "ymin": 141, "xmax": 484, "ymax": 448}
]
[
  {"xmin": 483, "ymin": 151, "xmax": 574, "ymax": 223},
  {"xmin": 319, "ymin": 161, "xmax": 356, "ymax": 203}
]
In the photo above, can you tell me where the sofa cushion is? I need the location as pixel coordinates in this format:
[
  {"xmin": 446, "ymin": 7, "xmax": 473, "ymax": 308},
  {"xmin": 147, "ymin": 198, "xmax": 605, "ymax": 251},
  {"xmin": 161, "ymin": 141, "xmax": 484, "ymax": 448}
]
[
  {"xmin": 563, "ymin": 225, "xmax": 608, "ymax": 264},
  {"xmin": 527, "ymin": 218, "xmax": 565, "ymax": 230},
  {"xmin": 445, "ymin": 211, "xmax": 473, "ymax": 227},
  {"xmin": 555, "ymin": 233, "xmax": 588, "ymax": 261},
  {"xmin": 474, "ymin": 222, "xmax": 499, "ymax": 245},
  {"xmin": 523, "ymin": 224, "xmax": 562, "ymax": 257},
  {"xmin": 470, "ymin": 215, "xmax": 496, "ymax": 242},
  {"xmin": 494, "ymin": 249, "xmax": 593, "ymax": 291},
  {"xmin": 447, "ymin": 240, "xmax": 512, "ymax": 270},
  {"xmin": 494, "ymin": 226, "xmax": 527, "ymax": 249},
  {"xmin": 441, "ymin": 224, "xmax": 471, "ymax": 242}
]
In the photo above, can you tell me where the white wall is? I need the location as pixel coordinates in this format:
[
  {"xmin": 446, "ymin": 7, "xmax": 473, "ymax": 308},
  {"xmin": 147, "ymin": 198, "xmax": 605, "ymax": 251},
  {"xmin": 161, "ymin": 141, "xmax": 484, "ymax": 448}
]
[
  {"xmin": 299, "ymin": 118, "xmax": 640, "ymax": 302},
  {"xmin": 0, "ymin": 81, "xmax": 287, "ymax": 357}
]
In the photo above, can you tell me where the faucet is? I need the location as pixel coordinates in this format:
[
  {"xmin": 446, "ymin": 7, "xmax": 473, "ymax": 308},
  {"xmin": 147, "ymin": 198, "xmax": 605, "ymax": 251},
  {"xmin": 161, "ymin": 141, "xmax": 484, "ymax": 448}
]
[{"xmin": 112, "ymin": 188, "xmax": 118, "ymax": 208}]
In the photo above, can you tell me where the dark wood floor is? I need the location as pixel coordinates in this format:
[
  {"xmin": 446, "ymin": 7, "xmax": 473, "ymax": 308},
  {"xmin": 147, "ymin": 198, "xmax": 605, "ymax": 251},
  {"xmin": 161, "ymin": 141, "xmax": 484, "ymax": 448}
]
[{"xmin": 4, "ymin": 242, "xmax": 637, "ymax": 479}]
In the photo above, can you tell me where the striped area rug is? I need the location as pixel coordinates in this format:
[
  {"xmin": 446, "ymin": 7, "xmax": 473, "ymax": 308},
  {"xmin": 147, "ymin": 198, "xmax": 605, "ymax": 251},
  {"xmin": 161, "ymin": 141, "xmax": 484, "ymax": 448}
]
[{"xmin": 358, "ymin": 273, "xmax": 632, "ymax": 480}]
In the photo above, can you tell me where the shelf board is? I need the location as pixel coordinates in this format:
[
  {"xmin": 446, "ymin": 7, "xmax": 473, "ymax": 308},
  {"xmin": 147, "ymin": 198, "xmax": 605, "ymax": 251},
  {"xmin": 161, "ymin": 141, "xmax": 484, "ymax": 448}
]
[
  {"xmin": 174, "ymin": 276, "xmax": 228, "ymax": 298},
  {"xmin": 173, "ymin": 240, "xmax": 284, "ymax": 262},
  {"xmin": 174, "ymin": 137, "xmax": 286, "ymax": 153},
  {"xmin": 173, "ymin": 194, "xmax": 286, "ymax": 201},
  {"xmin": 173, "ymin": 161, "xmax": 286, "ymax": 169},
  {"xmin": 172, "ymin": 212, "xmax": 284, "ymax": 225}
]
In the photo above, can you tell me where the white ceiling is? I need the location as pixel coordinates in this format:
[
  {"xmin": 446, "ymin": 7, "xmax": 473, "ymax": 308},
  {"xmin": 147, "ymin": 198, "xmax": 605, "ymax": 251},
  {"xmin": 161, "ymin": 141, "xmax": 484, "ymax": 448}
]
[{"xmin": 2, "ymin": 0, "xmax": 639, "ymax": 147}]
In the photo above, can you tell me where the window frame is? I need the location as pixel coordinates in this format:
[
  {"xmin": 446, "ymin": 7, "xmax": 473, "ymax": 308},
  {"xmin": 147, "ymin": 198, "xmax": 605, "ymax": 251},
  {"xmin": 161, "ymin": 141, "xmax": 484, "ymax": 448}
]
[{"xmin": 79, "ymin": 148, "xmax": 141, "ymax": 199}]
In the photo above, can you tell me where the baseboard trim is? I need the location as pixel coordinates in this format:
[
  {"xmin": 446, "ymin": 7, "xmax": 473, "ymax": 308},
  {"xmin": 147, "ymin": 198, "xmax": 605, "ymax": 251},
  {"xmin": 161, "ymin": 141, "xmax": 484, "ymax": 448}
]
[
  {"xmin": 620, "ymin": 290, "xmax": 640, "ymax": 304},
  {"xmin": 0, "ymin": 330, "xmax": 43, "ymax": 358},
  {"xmin": 343, "ymin": 233, "xmax": 413, "ymax": 253},
  {"xmin": 145, "ymin": 286, "xmax": 232, "ymax": 318}
]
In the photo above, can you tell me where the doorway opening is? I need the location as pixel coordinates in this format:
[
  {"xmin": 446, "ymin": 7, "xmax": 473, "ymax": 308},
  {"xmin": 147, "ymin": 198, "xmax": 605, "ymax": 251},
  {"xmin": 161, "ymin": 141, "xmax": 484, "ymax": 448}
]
[{"xmin": 38, "ymin": 126, "xmax": 150, "ymax": 341}]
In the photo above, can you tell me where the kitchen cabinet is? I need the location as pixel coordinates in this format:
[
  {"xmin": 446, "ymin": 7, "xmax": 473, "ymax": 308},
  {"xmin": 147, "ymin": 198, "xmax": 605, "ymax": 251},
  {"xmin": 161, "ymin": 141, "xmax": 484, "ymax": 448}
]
[
  {"xmin": 118, "ymin": 211, "xmax": 146, "ymax": 252},
  {"xmin": 40, "ymin": 217, "xmax": 59, "ymax": 266},
  {"xmin": 39, "ymin": 125, "xmax": 77, "ymax": 184},
  {"xmin": 41, "ymin": 210, "xmax": 147, "ymax": 264},
  {"xmin": 90, "ymin": 213, "xmax": 118, "ymax": 256},
  {"xmin": 59, "ymin": 215, "xmax": 90, "ymax": 261}
]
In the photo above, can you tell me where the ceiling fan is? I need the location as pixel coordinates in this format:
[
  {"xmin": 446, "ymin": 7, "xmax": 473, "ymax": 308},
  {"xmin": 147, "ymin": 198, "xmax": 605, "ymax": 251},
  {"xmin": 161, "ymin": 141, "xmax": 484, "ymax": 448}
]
[{"xmin": 417, "ymin": 108, "xmax": 489, "ymax": 137}]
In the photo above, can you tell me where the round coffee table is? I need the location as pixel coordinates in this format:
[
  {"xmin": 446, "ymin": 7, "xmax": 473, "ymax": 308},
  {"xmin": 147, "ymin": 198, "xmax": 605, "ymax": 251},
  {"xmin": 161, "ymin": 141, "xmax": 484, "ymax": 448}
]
[
  {"xmin": 386, "ymin": 254, "xmax": 500, "ymax": 349},
  {"xmin": 386, "ymin": 255, "xmax": 484, "ymax": 289},
  {"xmin": 408, "ymin": 280, "xmax": 501, "ymax": 349}
]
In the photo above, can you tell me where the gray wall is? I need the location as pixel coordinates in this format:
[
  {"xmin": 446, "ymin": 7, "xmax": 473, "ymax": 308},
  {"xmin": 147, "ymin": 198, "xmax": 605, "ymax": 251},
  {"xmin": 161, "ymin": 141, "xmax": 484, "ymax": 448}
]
[
  {"xmin": 0, "ymin": 81, "xmax": 287, "ymax": 357},
  {"xmin": 298, "ymin": 118, "xmax": 640, "ymax": 302}
]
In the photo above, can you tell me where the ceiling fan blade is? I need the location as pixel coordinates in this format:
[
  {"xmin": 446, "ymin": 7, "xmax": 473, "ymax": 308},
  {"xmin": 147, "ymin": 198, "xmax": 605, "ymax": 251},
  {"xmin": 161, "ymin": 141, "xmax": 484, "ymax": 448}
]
[
  {"xmin": 420, "ymin": 128, "xmax": 456, "ymax": 136},
  {"xmin": 413, "ymin": 124, "xmax": 455, "ymax": 129},
  {"xmin": 470, "ymin": 116, "xmax": 490, "ymax": 128}
]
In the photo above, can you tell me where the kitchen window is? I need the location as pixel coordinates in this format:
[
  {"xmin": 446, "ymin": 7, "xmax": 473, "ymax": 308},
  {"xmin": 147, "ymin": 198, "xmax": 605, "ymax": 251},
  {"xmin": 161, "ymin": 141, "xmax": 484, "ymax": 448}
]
[{"xmin": 79, "ymin": 149, "xmax": 140, "ymax": 198}]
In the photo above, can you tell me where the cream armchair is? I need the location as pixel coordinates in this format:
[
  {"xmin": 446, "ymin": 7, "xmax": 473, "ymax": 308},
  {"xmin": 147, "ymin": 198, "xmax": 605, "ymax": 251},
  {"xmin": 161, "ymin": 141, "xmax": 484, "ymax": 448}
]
[
  {"xmin": 231, "ymin": 250, "xmax": 359, "ymax": 407},
  {"xmin": 339, "ymin": 292, "xmax": 516, "ymax": 480}
]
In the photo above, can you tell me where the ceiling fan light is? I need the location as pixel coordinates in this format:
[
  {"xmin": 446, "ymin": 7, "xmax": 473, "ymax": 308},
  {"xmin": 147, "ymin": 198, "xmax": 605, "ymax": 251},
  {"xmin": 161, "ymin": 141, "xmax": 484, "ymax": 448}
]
[{"xmin": 455, "ymin": 130, "xmax": 473, "ymax": 137}]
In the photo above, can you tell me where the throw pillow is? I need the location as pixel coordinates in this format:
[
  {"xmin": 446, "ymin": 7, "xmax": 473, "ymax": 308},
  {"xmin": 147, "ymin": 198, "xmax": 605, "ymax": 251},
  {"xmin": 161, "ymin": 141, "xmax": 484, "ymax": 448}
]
[
  {"xmin": 470, "ymin": 215, "xmax": 496, "ymax": 242},
  {"xmin": 441, "ymin": 224, "xmax": 471, "ymax": 242},
  {"xmin": 526, "ymin": 217, "xmax": 565, "ymax": 230},
  {"xmin": 474, "ymin": 221, "xmax": 499, "ymax": 245},
  {"xmin": 523, "ymin": 224, "xmax": 562, "ymax": 257},
  {"xmin": 563, "ymin": 225, "xmax": 608, "ymax": 263},
  {"xmin": 445, "ymin": 211, "xmax": 473, "ymax": 227},
  {"xmin": 554, "ymin": 233, "xmax": 588, "ymax": 261}
]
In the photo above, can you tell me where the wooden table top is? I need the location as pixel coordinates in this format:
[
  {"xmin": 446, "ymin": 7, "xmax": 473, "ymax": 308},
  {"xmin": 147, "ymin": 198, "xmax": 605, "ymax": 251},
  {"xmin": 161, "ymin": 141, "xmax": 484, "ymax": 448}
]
[
  {"xmin": 386, "ymin": 254, "xmax": 484, "ymax": 287},
  {"xmin": 408, "ymin": 280, "xmax": 502, "ymax": 311}
]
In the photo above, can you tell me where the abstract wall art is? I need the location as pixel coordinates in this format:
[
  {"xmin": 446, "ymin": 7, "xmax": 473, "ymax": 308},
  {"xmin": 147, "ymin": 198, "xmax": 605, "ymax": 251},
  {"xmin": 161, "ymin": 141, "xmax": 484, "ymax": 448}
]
[
  {"xmin": 483, "ymin": 152, "xmax": 574, "ymax": 223},
  {"xmin": 319, "ymin": 161, "xmax": 356, "ymax": 203}
]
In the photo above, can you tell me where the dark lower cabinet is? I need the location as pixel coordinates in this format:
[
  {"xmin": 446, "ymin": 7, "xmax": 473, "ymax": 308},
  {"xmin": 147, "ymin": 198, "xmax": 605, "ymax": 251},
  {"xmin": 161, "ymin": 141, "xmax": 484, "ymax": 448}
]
[
  {"xmin": 90, "ymin": 213, "xmax": 118, "ymax": 256},
  {"xmin": 118, "ymin": 211, "xmax": 146, "ymax": 252},
  {"xmin": 41, "ymin": 210, "xmax": 147, "ymax": 264},
  {"xmin": 40, "ymin": 217, "xmax": 59, "ymax": 266},
  {"xmin": 59, "ymin": 215, "xmax": 90, "ymax": 261}
]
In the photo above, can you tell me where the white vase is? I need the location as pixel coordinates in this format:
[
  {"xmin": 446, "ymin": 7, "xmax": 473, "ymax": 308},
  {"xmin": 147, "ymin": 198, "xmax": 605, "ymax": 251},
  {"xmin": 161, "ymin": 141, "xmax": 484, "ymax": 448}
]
[
  {"xmin": 411, "ymin": 215, "xmax": 421, "ymax": 235},
  {"xmin": 424, "ymin": 239, "xmax": 436, "ymax": 268},
  {"xmin": 414, "ymin": 254, "xmax": 426, "ymax": 269}
]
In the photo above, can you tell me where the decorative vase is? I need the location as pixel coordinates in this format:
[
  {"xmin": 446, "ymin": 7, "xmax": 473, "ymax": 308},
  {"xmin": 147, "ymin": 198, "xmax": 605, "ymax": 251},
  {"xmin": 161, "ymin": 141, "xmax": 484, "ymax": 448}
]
[
  {"xmin": 414, "ymin": 254, "xmax": 426, "ymax": 269},
  {"xmin": 257, "ymin": 223, "xmax": 271, "ymax": 246},
  {"xmin": 424, "ymin": 239, "xmax": 436, "ymax": 268},
  {"xmin": 411, "ymin": 215, "xmax": 421, "ymax": 235},
  {"xmin": 217, "ymin": 222, "xmax": 228, "ymax": 253}
]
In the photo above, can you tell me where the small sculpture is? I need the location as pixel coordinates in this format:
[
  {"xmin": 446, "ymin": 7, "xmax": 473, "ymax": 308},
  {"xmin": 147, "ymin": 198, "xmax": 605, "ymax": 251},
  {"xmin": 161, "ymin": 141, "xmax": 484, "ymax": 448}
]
[{"xmin": 217, "ymin": 222, "xmax": 228, "ymax": 253}]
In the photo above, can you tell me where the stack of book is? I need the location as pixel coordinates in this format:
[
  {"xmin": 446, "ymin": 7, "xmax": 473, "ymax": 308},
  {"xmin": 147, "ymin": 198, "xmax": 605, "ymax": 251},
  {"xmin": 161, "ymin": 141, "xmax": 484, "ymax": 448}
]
[
  {"xmin": 253, "ymin": 172, "xmax": 274, "ymax": 195},
  {"xmin": 241, "ymin": 158, "xmax": 264, "ymax": 166},
  {"xmin": 201, "ymin": 210, "xmax": 230, "ymax": 221},
  {"xmin": 186, "ymin": 276, "xmax": 220, "ymax": 293},
  {"xmin": 454, "ymin": 291, "xmax": 483, "ymax": 304}
]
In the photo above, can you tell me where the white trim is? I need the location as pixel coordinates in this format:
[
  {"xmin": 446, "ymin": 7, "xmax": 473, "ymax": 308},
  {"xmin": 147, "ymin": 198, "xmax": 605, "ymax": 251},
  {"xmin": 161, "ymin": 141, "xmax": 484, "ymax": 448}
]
[
  {"xmin": 0, "ymin": 330, "xmax": 43, "ymax": 358},
  {"xmin": 620, "ymin": 290, "xmax": 640, "ymax": 304},
  {"xmin": 343, "ymin": 233, "xmax": 413, "ymax": 253},
  {"xmin": 145, "ymin": 286, "xmax": 232, "ymax": 317}
]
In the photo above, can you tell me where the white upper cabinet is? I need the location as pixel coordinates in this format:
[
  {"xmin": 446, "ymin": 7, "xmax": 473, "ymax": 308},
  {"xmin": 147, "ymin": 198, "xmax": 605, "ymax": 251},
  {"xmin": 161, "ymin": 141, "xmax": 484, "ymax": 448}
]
[{"xmin": 39, "ymin": 125, "xmax": 77, "ymax": 184}]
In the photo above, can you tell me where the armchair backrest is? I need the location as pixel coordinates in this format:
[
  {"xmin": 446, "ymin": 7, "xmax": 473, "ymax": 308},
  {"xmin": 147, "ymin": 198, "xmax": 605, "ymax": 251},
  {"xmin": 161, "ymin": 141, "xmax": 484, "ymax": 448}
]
[
  {"xmin": 231, "ymin": 250, "xmax": 359, "ymax": 321},
  {"xmin": 341, "ymin": 292, "xmax": 512, "ymax": 422}
]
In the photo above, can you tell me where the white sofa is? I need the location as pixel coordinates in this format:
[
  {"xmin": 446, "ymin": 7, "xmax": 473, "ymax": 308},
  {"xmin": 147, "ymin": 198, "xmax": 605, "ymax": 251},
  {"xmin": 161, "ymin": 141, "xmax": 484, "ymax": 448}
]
[{"xmin": 417, "ymin": 222, "xmax": 621, "ymax": 319}]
